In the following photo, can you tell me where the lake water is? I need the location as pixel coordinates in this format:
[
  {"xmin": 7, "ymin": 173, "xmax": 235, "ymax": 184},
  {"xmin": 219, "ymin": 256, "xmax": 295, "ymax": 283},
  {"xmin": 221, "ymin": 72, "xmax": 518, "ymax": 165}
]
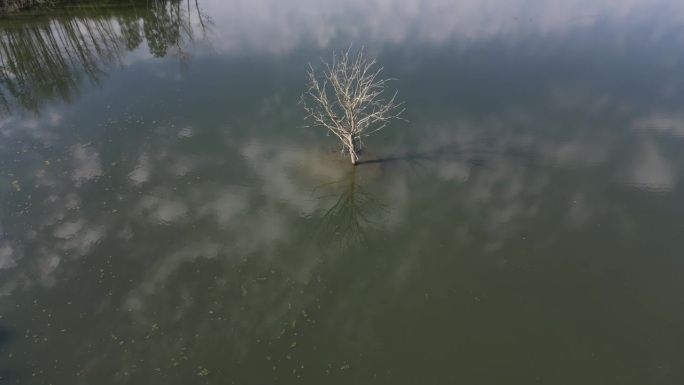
[{"xmin": 1, "ymin": 0, "xmax": 684, "ymax": 383}]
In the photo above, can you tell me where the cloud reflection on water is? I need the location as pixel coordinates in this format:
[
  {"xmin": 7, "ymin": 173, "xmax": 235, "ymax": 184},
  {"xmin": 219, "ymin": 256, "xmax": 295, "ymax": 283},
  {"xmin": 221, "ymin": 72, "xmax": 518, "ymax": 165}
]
[
  {"xmin": 0, "ymin": 1, "xmax": 683, "ymax": 382},
  {"xmin": 201, "ymin": 0, "xmax": 684, "ymax": 55}
]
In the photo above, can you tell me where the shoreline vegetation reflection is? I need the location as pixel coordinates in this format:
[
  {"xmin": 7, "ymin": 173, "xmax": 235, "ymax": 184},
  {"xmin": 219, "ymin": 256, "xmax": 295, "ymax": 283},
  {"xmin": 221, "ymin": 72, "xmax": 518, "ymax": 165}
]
[
  {"xmin": 0, "ymin": 0, "xmax": 211, "ymax": 114},
  {"xmin": 0, "ymin": 0, "xmax": 182, "ymax": 15}
]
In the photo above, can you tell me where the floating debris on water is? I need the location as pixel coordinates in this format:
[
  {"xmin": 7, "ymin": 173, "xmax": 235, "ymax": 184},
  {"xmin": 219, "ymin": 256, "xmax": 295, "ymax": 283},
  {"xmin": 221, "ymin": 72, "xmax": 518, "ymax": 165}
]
[{"xmin": 197, "ymin": 366, "xmax": 209, "ymax": 376}]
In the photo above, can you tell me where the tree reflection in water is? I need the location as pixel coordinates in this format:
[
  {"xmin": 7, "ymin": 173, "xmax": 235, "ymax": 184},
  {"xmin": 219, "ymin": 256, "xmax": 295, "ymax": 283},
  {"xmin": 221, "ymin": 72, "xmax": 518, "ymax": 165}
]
[
  {"xmin": 0, "ymin": 0, "xmax": 212, "ymax": 114},
  {"xmin": 312, "ymin": 164, "xmax": 386, "ymax": 246}
]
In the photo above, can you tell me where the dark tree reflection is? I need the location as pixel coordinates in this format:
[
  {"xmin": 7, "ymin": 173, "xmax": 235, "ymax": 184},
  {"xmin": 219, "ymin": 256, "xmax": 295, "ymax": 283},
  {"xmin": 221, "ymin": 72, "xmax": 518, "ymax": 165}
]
[
  {"xmin": 144, "ymin": 0, "xmax": 181, "ymax": 58},
  {"xmin": 312, "ymin": 165, "xmax": 387, "ymax": 247},
  {"xmin": 0, "ymin": 0, "xmax": 212, "ymax": 114},
  {"xmin": 119, "ymin": 12, "xmax": 144, "ymax": 51}
]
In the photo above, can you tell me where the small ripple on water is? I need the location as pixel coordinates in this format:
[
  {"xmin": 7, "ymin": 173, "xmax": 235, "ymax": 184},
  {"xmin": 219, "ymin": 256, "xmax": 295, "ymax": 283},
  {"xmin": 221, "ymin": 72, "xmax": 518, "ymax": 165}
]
[{"xmin": 629, "ymin": 183, "xmax": 675, "ymax": 194}]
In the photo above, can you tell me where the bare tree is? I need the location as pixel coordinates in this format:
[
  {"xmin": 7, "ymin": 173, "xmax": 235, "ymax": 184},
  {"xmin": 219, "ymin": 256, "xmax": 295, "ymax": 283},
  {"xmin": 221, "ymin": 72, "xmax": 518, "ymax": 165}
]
[{"xmin": 301, "ymin": 48, "xmax": 405, "ymax": 165}]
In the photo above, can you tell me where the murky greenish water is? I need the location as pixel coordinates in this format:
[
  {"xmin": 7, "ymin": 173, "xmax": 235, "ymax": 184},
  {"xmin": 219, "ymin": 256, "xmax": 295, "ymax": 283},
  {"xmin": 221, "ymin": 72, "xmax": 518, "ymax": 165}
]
[{"xmin": 1, "ymin": 0, "xmax": 684, "ymax": 383}]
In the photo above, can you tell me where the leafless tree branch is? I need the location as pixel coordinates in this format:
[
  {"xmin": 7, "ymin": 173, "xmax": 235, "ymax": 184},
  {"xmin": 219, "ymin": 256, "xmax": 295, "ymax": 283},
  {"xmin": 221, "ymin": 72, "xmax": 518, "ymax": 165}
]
[{"xmin": 301, "ymin": 47, "xmax": 405, "ymax": 165}]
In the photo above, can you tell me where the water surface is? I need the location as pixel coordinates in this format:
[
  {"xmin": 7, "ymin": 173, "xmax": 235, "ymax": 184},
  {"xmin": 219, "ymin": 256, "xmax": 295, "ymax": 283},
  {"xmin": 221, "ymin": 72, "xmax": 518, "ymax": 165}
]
[{"xmin": 1, "ymin": 0, "xmax": 684, "ymax": 383}]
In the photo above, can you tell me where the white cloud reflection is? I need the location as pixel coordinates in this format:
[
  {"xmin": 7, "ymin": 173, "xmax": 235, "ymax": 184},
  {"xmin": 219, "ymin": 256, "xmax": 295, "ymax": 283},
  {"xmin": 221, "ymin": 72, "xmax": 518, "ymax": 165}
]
[
  {"xmin": 71, "ymin": 145, "xmax": 104, "ymax": 185},
  {"xmin": 1, "ymin": 1, "xmax": 683, "ymax": 381},
  {"xmin": 629, "ymin": 137, "xmax": 677, "ymax": 192},
  {"xmin": 139, "ymin": 193, "xmax": 190, "ymax": 224},
  {"xmin": 201, "ymin": 0, "xmax": 684, "ymax": 55},
  {"xmin": 0, "ymin": 241, "xmax": 22, "ymax": 270},
  {"xmin": 129, "ymin": 153, "xmax": 151, "ymax": 185},
  {"xmin": 198, "ymin": 188, "xmax": 249, "ymax": 225}
]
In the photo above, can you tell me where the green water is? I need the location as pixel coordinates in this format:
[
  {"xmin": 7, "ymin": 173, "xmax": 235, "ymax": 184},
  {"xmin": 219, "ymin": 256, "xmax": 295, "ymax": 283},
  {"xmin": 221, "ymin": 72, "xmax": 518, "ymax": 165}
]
[{"xmin": 1, "ymin": 0, "xmax": 684, "ymax": 383}]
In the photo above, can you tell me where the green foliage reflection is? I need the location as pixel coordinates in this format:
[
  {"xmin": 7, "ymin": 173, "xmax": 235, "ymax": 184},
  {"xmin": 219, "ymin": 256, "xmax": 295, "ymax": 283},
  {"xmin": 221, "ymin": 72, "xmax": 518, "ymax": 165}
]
[{"xmin": 0, "ymin": 0, "xmax": 211, "ymax": 113}]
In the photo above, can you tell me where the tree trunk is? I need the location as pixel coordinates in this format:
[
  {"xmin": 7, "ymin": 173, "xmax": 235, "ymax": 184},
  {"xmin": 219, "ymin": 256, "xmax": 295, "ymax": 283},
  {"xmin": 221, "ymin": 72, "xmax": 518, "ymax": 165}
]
[{"xmin": 347, "ymin": 134, "xmax": 358, "ymax": 165}]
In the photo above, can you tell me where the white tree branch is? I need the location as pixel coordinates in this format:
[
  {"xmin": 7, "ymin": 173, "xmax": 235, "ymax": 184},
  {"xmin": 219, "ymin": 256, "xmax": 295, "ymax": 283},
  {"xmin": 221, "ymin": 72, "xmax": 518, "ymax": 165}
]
[{"xmin": 301, "ymin": 47, "xmax": 405, "ymax": 164}]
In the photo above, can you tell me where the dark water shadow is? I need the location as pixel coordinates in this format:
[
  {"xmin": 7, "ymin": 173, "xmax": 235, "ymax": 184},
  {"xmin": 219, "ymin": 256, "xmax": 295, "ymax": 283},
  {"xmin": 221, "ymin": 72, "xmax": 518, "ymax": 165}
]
[
  {"xmin": 356, "ymin": 136, "xmax": 541, "ymax": 172},
  {"xmin": 355, "ymin": 141, "xmax": 492, "ymax": 175}
]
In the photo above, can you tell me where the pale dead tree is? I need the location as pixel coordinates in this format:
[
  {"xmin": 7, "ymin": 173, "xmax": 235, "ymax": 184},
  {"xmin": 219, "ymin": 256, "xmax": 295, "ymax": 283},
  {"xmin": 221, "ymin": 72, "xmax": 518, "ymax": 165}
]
[{"xmin": 301, "ymin": 48, "xmax": 405, "ymax": 165}]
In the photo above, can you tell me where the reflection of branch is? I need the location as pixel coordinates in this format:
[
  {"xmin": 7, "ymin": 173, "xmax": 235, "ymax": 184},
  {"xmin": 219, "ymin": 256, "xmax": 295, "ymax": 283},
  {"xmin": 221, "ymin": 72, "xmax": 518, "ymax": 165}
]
[
  {"xmin": 0, "ymin": 14, "xmax": 122, "ymax": 113},
  {"xmin": 195, "ymin": 0, "xmax": 214, "ymax": 44},
  {"xmin": 312, "ymin": 165, "xmax": 386, "ymax": 246},
  {"xmin": 144, "ymin": 0, "xmax": 213, "ymax": 69}
]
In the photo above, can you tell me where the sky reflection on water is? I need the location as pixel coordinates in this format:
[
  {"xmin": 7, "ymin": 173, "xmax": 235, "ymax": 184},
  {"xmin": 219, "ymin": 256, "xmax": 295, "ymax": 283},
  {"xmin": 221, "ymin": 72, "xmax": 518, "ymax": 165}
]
[{"xmin": 1, "ymin": 0, "xmax": 684, "ymax": 383}]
